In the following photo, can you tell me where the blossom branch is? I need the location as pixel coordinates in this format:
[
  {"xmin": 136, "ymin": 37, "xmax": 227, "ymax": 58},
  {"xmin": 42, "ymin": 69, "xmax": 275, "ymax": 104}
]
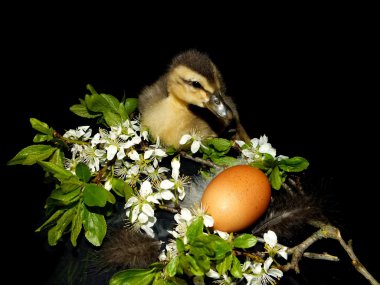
[
  {"xmin": 53, "ymin": 130, "xmax": 90, "ymax": 146},
  {"xmin": 179, "ymin": 151, "xmax": 221, "ymax": 169}
]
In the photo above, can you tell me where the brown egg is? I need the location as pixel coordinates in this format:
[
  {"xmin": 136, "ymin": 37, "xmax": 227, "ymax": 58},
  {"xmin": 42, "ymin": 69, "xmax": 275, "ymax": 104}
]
[{"xmin": 201, "ymin": 165, "xmax": 271, "ymax": 232}]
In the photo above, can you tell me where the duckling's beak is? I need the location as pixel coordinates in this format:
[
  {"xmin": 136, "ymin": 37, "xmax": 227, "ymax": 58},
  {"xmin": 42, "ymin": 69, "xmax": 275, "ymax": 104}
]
[{"xmin": 205, "ymin": 92, "xmax": 233, "ymax": 122}]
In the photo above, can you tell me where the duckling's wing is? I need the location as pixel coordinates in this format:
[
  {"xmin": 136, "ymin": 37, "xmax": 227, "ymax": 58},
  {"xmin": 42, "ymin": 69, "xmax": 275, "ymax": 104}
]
[{"xmin": 138, "ymin": 75, "xmax": 168, "ymax": 115}]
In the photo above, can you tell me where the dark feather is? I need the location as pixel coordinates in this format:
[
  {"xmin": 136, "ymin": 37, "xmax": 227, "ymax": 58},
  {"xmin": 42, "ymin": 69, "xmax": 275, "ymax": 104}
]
[
  {"xmin": 251, "ymin": 187, "xmax": 330, "ymax": 243},
  {"xmin": 94, "ymin": 226, "xmax": 162, "ymax": 272}
]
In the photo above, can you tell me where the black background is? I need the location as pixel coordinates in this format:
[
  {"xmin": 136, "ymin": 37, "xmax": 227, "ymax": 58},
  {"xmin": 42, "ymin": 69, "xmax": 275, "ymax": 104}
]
[{"xmin": 1, "ymin": 11, "xmax": 378, "ymax": 285}]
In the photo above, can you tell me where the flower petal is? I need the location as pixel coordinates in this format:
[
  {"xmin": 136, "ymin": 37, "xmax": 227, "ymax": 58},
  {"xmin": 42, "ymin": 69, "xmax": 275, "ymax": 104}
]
[
  {"xmin": 106, "ymin": 145, "xmax": 118, "ymax": 160},
  {"xmin": 138, "ymin": 212, "xmax": 149, "ymax": 223},
  {"xmin": 130, "ymin": 205, "xmax": 140, "ymax": 223},
  {"xmin": 179, "ymin": 134, "xmax": 192, "ymax": 145},
  {"xmin": 160, "ymin": 179, "xmax": 175, "ymax": 189},
  {"xmin": 191, "ymin": 140, "xmax": 201, "ymax": 153},
  {"xmin": 264, "ymin": 230, "xmax": 277, "ymax": 248},
  {"xmin": 141, "ymin": 203, "xmax": 155, "ymax": 217},
  {"xmin": 206, "ymin": 269, "xmax": 220, "ymax": 279},
  {"xmin": 144, "ymin": 149, "xmax": 154, "ymax": 159},
  {"xmin": 160, "ymin": 189, "xmax": 174, "ymax": 200},
  {"xmin": 264, "ymin": 257, "xmax": 273, "ymax": 272},
  {"xmin": 141, "ymin": 225, "xmax": 155, "ymax": 238},
  {"xmin": 128, "ymin": 150, "xmax": 140, "ymax": 161},
  {"xmin": 140, "ymin": 180, "xmax": 153, "ymax": 196},
  {"xmin": 125, "ymin": 196, "xmax": 138, "ymax": 208},
  {"xmin": 203, "ymin": 215, "xmax": 214, "ymax": 227}
]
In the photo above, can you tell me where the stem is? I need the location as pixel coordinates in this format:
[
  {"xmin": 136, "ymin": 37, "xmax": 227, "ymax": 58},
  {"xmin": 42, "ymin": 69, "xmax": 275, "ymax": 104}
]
[
  {"xmin": 179, "ymin": 151, "xmax": 222, "ymax": 169},
  {"xmin": 53, "ymin": 131, "xmax": 91, "ymax": 145},
  {"xmin": 157, "ymin": 205, "xmax": 179, "ymax": 214}
]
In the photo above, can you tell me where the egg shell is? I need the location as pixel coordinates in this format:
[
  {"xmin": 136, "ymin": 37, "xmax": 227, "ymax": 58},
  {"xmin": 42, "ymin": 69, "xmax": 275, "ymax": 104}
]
[{"xmin": 201, "ymin": 165, "xmax": 271, "ymax": 233}]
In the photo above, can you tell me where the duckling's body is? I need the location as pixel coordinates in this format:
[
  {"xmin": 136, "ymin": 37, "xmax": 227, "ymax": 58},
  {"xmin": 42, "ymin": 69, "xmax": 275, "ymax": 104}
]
[{"xmin": 139, "ymin": 50, "xmax": 249, "ymax": 147}]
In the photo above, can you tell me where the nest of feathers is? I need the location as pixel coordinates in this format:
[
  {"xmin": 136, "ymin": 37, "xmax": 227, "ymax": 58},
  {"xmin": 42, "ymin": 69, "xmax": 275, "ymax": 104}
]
[{"xmin": 8, "ymin": 84, "xmax": 378, "ymax": 285}]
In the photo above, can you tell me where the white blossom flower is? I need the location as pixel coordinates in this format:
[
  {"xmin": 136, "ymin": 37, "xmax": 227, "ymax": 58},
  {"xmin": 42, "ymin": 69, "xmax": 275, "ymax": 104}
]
[
  {"xmin": 63, "ymin": 126, "xmax": 92, "ymax": 141},
  {"xmin": 142, "ymin": 165, "xmax": 169, "ymax": 182},
  {"xmin": 144, "ymin": 137, "xmax": 167, "ymax": 167},
  {"xmin": 179, "ymin": 132, "xmax": 205, "ymax": 154},
  {"xmin": 191, "ymin": 203, "xmax": 214, "ymax": 228},
  {"xmin": 124, "ymin": 181, "xmax": 160, "ymax": 237},
  {"xmin": 264, "ymin": 230, "xmax": 288, "ymax": 260},
  {"xmin": 237, "ymin": 135, "xmax": 277, "ymax": 163},
  {"xmin": 168, "ymin": 208, "xmax": 193, "ymax": 239},
  {"xmin": 79, "ymin": 145, "xmax": 106, "ymax": 172},
  {"xmin": 242, "ymin": 257, "xmax": 283, "ymax": 285},
  {"xmin": 170, "ymin": 157, "xmax": 189, "ymax": 200},
  {"xmin": 153, "ymin": 179, "xmax": 175, "ymax": 201},
  {"xmin": 158, "ymin": 240, "xmax": 178, "ymax": 262}
]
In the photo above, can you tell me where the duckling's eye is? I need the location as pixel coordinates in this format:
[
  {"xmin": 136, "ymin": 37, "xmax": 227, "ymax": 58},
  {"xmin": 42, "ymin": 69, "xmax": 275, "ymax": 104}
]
[
  {"xmin": 191, "ymin": 81, "xmax": 202, "ymax": 89},
  {"xmin": 212, "ymin": 97, "xmax": 221, "ymax": 105}
]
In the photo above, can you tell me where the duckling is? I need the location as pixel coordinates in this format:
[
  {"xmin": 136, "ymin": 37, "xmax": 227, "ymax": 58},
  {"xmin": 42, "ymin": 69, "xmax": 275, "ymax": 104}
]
[{"xmin": 138, "ymin": 49, "xmax": 250, "ymax": 148}]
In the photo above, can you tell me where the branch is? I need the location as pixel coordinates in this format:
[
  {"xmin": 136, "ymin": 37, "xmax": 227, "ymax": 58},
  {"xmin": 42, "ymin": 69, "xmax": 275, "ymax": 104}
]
[
  {"xmin": 158, "ymin": 204, "xmax": 179, "ymax": 214},
  {"xmin": 179, "ymin": 151, "xmax": 222, "ymax": 169},
  {"xmin": 280, "ymin": 221, "xmax": 379, "ymax": 285}
]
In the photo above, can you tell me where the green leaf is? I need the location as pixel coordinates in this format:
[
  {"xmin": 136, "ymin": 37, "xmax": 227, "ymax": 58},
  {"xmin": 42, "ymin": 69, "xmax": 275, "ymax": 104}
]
[
  {"xmin": 233, "ymin": 233, "xmax": 257, "ymax": 248},
  {"xmin": 103, "ymin": 111, "xmax": 122, "ymax": 127},
  {"xmin": 38, "ymin": 161, "xmax": 74, "ymax": 180},
  {"xmin": 83, "ymin": 184, "xmax": 109, "ymax": 207},
  {"xmin": 50, "ymin": 187, "xmax": 80, "ymax": 205},
  {"xmin": 192, "ymin": 235, "xmax": 232, "ymax": 261},
  {"xmin": 110, "ymin": 268, "xmax": 156, "ymax": 285},
  {"xmin": 60, "ymin": 176, "xmax": 82, "ymax": 193},
  {"xmin": 33, "ymin": 134, "xmax": 48, "ymax": 143},
  {"xmin": 207, "ymin": 138, "xmax": 232, "ymax": 153},
  {"xmin": 186, "ymin": 217, "xmax": 204, "ymax": 244},
  {"xmin": 230, "ymin": 256, "xmax": 242, "ymax": 278},
  {"xmin": 87, "ymin": 84, "xmax": 99, "ymax": 95},
  {"xmin": 111, "ymin": 178, "xmax": 133, "ymax": 199},
  {"xmin": 166, "ymin": 146, "xmax": 177, "ymax": 155},
  {"xmin": 211, "ymin": 156, "xmax": 238, "ymax": 166},
  {"xmin": 124, "ymin": 98, "xmax": 138, "ymax": 115},
  {"xmin": 30, "ymin": 118, "xmax": 52, "ymax": 134},
  {"xmin": 278, "ymin": 156, "xmax": 309, "ymax": 172},
  {"xmin": 49, "ymin": 149, "xmax": 65, "ymax": 168},
  {"xmin": 35, "ymin": 209, "xmax": 65, "ymax": 232},
  {"xmin": 85, "ymin": 93, "xmax": 120, "ymax": 114},
  {"xmin": 8, "ymin": 145, "xmax": 56, "ymax": 165},
  {"xmin": 216, "ymin": 254, "xmax": 232, "ymax": 275},
  {"xmin": 165, "ymin": 256, "xmax": 179, "ymax": 277},
  {"xmin": 82, "ymin": 205, "xmax": 107, "ymax": 246},
  {"xmin": 176, "ymin": 238, "xmax": 186, "ymax": 254},
  {"xmin": 100, "ymin": 94, "xmax": 120, "ymax": 112},
  {"xmin": 75, "ymin": 162, "xmax": 91, "ymax": 182},
  {"xmin": 195, "ymin": 255, "xmax": 210, "ymax": 272},
  {"xmin": 70, "ymin": 203, "xmax": 83, "ymax": 247},
  {"xmin": 269, "ymin": 166, "xmax": 282, "ymax": 190},
  {"xmin": 249, "ymin": 161, "xmax": 269, "ymax": 171},
  {"xmin": 106, "ymin": 190, "xmax": 116, "ymax": 204},
  {"xmin": 70, "ymin": 104, "xmax": 101, "ymax": 118},
  {"xmin": 48, "ymin": 207, "xmax": 76, "ymax": 246},
  {"xmin": 118, "ymin": 102, "xmax": 129, "ymax": 121},
  {"xmin": 179, "ymin": 255, "xmax": 203, "ymax": 276}
]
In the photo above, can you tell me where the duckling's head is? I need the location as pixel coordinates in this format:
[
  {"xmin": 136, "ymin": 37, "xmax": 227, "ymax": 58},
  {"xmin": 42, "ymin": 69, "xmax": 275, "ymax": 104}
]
[{"xmin": 167, "ymin": 50, "xmax": 233, "ymax": 123}]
